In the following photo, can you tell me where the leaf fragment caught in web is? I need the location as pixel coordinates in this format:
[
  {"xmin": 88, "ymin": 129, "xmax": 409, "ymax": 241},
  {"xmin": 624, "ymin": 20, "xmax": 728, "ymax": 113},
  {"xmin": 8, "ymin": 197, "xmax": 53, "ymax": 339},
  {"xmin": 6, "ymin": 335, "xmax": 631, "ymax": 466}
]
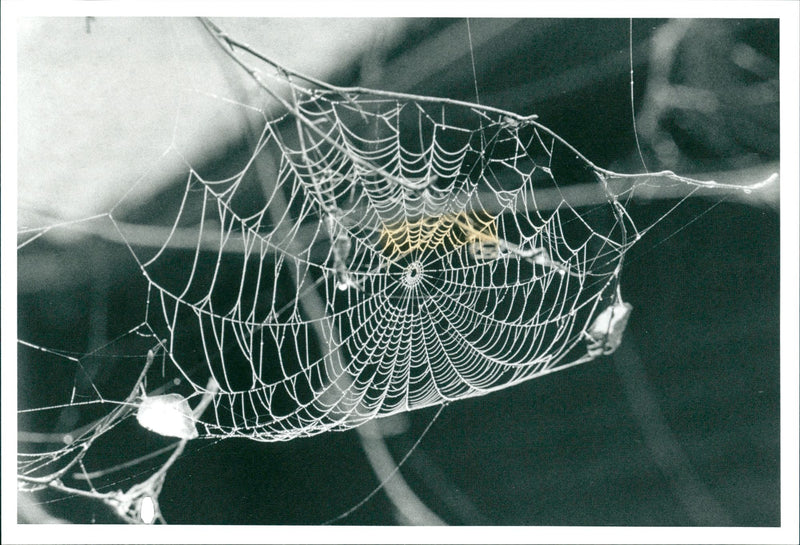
[
  {"xmin": 136, "ymin": 393, "xmax": 199, "ymax": 440},
  {"xmin": 585, "ymin": 301, "xmax": 633, "ymax": 357}
]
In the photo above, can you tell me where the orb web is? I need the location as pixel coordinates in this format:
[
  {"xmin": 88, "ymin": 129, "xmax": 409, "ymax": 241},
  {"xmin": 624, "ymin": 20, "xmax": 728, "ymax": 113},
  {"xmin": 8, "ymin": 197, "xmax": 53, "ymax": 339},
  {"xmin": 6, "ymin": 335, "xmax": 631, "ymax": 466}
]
[
  {"xmin": 114, "ymin": 77, "xmax": 639, "ymax": 441},
  {"xmin": 15, "ymin": 17, "xmax": 777, "ymax": 524}
]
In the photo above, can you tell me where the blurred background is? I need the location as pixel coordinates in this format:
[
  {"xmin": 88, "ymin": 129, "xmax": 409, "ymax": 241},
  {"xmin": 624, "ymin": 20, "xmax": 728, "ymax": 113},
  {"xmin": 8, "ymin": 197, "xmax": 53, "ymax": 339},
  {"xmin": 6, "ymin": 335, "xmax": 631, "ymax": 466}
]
[{"xmin": 17, "ymin": 17, "xmax": 779, "ymax": 525}]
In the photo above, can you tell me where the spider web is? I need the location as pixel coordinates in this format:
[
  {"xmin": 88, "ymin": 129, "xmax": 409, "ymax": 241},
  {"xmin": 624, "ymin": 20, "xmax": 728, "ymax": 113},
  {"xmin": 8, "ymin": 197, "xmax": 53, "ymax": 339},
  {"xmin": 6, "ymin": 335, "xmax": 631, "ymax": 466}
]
[
  {"xmin": 15, "ymin": 17, "xmax": 777, "ymax": 523},
  {"xmin": 132, "ymin": 88, "xmax": 629, "ymax": 441}
]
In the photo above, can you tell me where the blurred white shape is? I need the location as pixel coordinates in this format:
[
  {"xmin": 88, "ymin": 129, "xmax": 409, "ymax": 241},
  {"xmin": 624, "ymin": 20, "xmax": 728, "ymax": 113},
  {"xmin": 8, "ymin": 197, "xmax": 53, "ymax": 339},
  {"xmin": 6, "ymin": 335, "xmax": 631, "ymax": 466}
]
[
  {"xmin": 139, "ymin": 496, "xmax": 156, "ymax": 524},
  {"xmin": 136, "ymin": 393, "xmax": 198, "ymax": 440}
]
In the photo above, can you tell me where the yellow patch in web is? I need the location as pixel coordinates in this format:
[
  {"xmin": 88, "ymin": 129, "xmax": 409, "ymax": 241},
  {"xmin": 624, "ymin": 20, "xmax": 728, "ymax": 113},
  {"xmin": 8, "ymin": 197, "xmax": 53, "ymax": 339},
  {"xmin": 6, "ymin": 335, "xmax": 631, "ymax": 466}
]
[{"xmin": 380, "ymin": 211, "xmax": 498, "ymax": 258}]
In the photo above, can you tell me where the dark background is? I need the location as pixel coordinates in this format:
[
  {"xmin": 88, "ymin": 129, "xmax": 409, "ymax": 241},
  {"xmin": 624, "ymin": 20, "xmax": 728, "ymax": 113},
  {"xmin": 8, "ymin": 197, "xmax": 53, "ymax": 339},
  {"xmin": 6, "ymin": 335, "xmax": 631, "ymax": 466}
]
[{"xmin": 18, "ymin": 18, "xmax": 779, "ymax": 525}]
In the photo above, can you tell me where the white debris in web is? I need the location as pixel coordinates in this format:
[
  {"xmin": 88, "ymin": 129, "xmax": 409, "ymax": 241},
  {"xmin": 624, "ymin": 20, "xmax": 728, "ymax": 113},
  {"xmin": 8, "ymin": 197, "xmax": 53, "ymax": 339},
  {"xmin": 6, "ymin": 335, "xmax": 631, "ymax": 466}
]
[
  {"xmin": 139, "ymin": 496, "xmax": 156, "ymax": 524},
  {"xmin": 136, "ymin": 393, "xmax": 198, "ymax": 440},
  {"xmin": 585, "ymin": 301, "xmax": 633, "ymax": 357}
]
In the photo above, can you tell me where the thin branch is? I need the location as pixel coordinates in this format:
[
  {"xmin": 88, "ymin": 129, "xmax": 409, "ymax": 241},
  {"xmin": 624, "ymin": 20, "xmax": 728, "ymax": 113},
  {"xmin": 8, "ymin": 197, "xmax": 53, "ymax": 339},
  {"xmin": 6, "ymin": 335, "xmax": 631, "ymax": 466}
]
[
  {"xmin": 72, "ymin": 444, "xmax": 180, "ymax": 481},
  {"xmin": 198, "ymin": 17, "xmax": 538, "ymax": 124},
  {"xmin": 355, "ymin": 421, "xmax": 446, "ymax": 525}
]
